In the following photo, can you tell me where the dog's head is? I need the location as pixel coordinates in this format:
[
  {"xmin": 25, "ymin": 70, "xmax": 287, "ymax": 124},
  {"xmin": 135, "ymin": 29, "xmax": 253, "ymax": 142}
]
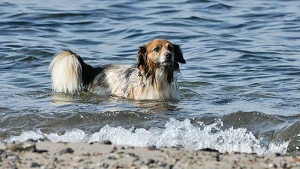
[{"xmin": 137, "ymin": 39, "xmax": 185, "ymax": 73}]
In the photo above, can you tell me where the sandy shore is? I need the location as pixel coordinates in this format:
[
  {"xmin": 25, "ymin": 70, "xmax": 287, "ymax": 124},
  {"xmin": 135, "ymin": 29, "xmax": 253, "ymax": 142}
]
[{"xmin": 0, "ymin": 141, "xmax": 299, "ymax": 169}]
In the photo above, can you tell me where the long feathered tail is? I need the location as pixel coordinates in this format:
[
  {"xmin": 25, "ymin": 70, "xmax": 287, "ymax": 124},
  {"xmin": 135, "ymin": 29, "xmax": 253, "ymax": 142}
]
[{"xmin": 49, "ymin": 50, "xmax": 95, "ymax": 94}]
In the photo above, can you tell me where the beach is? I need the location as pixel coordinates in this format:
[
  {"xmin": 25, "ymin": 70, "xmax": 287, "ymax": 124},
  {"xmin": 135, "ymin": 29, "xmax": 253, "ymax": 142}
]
[
  {"xmin": 0, "ymin": 141, "xmax": 299, "ymax": 169},
  {"xmin": 1, "ymin": 0, "xmax": 300, "ymax": 164}
]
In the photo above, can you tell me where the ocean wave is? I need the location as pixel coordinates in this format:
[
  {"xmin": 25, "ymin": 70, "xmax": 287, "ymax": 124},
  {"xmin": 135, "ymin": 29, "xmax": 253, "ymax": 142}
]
[{"xmin": 5, "ymin": 118, "xmax": 288, "ymax": 155}]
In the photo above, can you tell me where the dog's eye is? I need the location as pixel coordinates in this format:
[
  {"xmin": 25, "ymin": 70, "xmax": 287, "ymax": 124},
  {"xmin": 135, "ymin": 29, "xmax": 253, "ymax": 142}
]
[
  {"xmin": 153, "ymin": 47, "xmax": 160, "ymax": 52},
  {"xmin": 168, "ymin": 46, "xmax": 174, "ymax": 52}
]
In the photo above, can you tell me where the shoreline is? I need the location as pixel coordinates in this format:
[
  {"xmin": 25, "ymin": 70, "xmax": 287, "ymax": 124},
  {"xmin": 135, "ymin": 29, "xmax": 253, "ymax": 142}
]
[{"xmin": 0, "ymin": 141, "xmax": 299, "ymax": 168}]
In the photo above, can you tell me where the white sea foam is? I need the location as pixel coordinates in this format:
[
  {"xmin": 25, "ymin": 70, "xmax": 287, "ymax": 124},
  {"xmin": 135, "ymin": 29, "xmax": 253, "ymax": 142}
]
[{"xmin": 5, "ymin": 118, "xmax": 289, "ymax": 155}]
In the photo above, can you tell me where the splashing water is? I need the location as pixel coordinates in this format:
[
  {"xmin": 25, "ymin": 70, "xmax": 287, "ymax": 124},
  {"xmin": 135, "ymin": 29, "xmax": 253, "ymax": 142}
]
[{"xmin": 5, "ymin": 118, "xmax": 288, "ymax": 155}]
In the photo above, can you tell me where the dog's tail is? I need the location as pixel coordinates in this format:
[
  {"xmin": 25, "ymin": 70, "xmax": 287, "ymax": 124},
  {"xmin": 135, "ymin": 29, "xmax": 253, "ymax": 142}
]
[{"xmin": 49, "ymin": 50, "xmax": 94, "ymax": 94}]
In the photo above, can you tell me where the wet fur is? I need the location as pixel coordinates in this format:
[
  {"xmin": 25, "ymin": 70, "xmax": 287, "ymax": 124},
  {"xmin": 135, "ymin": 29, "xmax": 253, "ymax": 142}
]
[{"xmin": 49, "ymin": 39, "xmax": 186, "ymax": 100}]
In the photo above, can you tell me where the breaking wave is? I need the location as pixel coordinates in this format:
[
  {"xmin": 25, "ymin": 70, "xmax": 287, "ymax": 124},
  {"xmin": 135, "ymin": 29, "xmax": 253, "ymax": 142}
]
[{"xmin": 5, "ymin": 118, "xmax": 288, "ymax": 155}]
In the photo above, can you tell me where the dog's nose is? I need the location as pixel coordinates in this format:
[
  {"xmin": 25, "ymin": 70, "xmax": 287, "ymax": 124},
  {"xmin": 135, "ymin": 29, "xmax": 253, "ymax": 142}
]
[{"xmin": 165, "ymin": 52, "xmax": 172, "ymax": 60}]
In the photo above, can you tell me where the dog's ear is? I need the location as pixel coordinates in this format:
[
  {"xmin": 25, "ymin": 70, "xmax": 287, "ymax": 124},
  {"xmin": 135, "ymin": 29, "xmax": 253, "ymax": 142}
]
[
  {"xmin": 137, "ymin": 45, "xmax": 147, "ymax": 67},
  {"xmin": 173, "ymin": 44, "xmax": 186, "ymax": 64}
]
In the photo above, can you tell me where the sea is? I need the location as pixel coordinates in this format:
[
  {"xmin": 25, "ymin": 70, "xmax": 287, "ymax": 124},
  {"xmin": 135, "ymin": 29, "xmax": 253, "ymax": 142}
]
[{"xmin": 0, "ymin": 0, "xmax": 299, "ymax": 155}]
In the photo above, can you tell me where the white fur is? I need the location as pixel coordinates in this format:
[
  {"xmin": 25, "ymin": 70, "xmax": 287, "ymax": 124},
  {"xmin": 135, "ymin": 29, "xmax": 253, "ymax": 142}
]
[
  {"xmin": 92, "ymin": 65, "xmax": 180, "ymax": 100},
  {"xmin": 155, "ymin": 69, "xmax": 180, "ymax": 99},
  {"xmin": 49, "ymin": 51, "xmax": 82, "ymax": 94}
]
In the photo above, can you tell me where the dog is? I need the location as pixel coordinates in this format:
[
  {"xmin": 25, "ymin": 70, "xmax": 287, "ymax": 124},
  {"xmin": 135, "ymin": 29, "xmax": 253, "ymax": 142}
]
[{"xmin": 49, "ymin": 39, "xmax": 186, "ymax": 100}]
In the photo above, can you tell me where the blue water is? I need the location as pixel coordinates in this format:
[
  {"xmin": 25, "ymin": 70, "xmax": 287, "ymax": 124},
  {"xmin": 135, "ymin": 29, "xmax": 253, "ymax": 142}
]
[{"xmin": 0, "ymin": 0, "xmax": 299, "ymax": 155}]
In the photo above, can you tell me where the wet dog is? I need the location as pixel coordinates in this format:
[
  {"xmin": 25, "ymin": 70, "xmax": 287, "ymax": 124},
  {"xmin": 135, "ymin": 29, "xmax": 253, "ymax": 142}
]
[{"xmin": 49, "ymin": 39, "xmax": 186, "ymax": 100}]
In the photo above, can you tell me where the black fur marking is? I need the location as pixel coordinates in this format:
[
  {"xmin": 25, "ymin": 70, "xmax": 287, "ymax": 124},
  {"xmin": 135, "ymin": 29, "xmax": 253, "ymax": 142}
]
[
  {"xmin": 161, "ymin": 63, "xmax": 179, "ymax": 84},
  {"xmin": 93, "ymin": 65, "xmax": 112, "ymax": 88},
  {"xmin": 173, "ymin": 44, "xmax": 186, "ymax": 64},
  {"xmin": 165, "ymin": 67, "xmax": 174, "ymax": 84},
  {"xmin": 137, "ymin": 46, "xmax": 147, "ymax": 67},
  {"xmin": 82, "ymin": 63, "xmax": 96, "ymax": 88},
  {"xmin": 124, "ymin": 66, "xmax": 136, "ymax": 80},
  {"xmin": 123, "ymin": 66, "xmax": 136, "ymax": 92},
  {"xmin": 66, "ymin": 50, "xmax": 102, "ymax": 91},
  {"xmin": 73, "ymin": 53, "xmax": 95, "ymax": 90}
]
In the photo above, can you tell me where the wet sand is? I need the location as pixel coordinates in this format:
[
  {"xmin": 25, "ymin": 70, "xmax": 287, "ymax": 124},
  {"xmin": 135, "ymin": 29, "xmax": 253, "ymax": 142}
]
[{"xmin": 0, "ymin": 141, "xmax": 299, "ymax": 169}]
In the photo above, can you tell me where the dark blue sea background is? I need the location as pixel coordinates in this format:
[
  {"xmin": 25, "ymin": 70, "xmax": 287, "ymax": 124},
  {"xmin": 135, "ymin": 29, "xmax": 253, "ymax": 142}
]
[{"xmin": 0, "ymin": 0, "xmax": 299, "ymax": 155}]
